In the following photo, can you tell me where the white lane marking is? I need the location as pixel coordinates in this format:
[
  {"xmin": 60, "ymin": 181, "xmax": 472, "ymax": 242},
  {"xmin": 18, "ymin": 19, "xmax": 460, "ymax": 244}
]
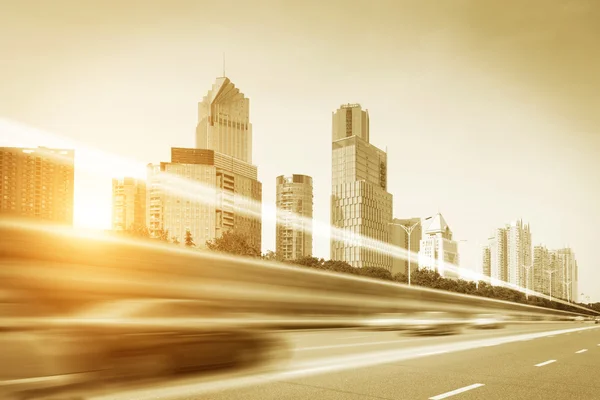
[
  {"xmin": 548, "ymin": 335, "xmax": 555, "ymax": 338},
  {"xmin": 575, "ymin": 349, "xmax": 588, "ymax": 354},
  {"xmin": 297, "ymin": 338, "xmax": 412, "ymax": 351},
  {"xmin": 535, "ymin": 360, "xmax": 556, "ymax": 367},
  {"xmin": 429, "ymin": 383, "xmax": 485, "ymax": 400}
]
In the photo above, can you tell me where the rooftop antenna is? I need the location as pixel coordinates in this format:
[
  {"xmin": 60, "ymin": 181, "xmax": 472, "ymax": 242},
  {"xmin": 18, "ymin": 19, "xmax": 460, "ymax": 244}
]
[{"xmin": 222, "ymin": 53, "xmax": 226, "ymax": 77}]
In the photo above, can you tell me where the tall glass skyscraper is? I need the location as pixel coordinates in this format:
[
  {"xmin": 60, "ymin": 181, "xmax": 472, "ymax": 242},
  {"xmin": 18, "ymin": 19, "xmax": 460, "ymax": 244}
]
[{"xmin": 330, "ymin": 104, "xmax": 393, "ymax": 270}]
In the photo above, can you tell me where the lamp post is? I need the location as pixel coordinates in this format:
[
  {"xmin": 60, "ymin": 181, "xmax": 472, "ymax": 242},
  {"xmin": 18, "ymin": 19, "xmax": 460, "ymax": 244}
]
[
  {"xmin": 390, "ymin": 216, "xmax": 432, "ymax": 287},
  {"xmin": 544, "ymin": 269, "xmax": 556, "ymax": 303},
  {"xmin": 563, "ymin": 279, "xmax": 572, "ymax": 303},
  {"xmin": 398, "ymin": 221, "xmax": 420, "ymax": 287}
]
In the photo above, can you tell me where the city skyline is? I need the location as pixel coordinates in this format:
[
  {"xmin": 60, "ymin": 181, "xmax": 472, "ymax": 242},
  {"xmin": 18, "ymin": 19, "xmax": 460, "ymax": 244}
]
[{"xmin": 1, "ymin": 1, "xmax": 598, "ymax": 301}]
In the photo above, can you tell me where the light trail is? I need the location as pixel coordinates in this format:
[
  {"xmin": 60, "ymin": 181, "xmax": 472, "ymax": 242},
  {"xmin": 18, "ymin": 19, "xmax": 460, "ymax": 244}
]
[{"xmin": 0, "ymin": 116, "xmax": 593, "ymax": 314}]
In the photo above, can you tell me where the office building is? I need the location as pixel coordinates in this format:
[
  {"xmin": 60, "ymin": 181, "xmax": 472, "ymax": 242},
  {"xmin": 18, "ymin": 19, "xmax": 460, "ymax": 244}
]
[
  {"xmin": 147, "ymin": 147, "xmax": 261, "ymax": 250},
  {"xmin": 0, "ymin": 146, "xmax": 74, "ymax": 225},
  {"xmin": 112, "ymin": 177, "xmax": 146, "ymax": 232},
  {"xmin": 276, "ymin": 174, "xmax": 313, "ymax": 260},
  {"xmin": 196, "ymin": 77, "xmax": 252, "ymax": 164},
  {"xmin": 418, "ymin": 213, "xmax": 460, "ymax": 279},
  {"xmin": 330, "ymin": 104, "xmax": 393, "ymax": 270},
  {"xmin": 389, "ymin": 217, "xmax": 422, "ymax": 276}
]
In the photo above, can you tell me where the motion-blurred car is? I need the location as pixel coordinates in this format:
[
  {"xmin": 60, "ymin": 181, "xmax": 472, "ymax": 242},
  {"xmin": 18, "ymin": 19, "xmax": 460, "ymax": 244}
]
[
  {"xmin": 0, "ymin": 298, "xmax": 281, "ymax": 399},
  {"xmin": 469, "ymin": 314, "xmax": 506, "ymax": 329},
  {"xmin": 362, "ymin": 313, "xmax": 409, "ymax": 331},
  {"xmin": 399, "ymin": 312, "xmax": 466, "ymax": 336}
]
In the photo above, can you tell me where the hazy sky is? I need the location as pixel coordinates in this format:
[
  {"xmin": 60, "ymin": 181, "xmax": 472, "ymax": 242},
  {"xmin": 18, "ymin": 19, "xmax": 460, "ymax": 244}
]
[{"xmin": 1, "ymin": 0, "xmax": 599, "ymax": 300}]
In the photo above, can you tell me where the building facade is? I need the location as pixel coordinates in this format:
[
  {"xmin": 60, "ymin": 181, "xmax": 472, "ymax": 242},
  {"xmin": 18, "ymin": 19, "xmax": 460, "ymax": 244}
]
[
  {"xmin": 196, "ymin": 77, "xmax": 252, "ymax": 164},
  {"xmin": 330, "ymin": 104, "xmax": 393, "ymax": 270},
  {"xmin": 533, "ymin": 245, "xmax": 550, "ymax": 295},
  {"xmin": 276, "ymin": 174, "xmax": 313, "ymax": 260},
  {"xmin": 488, "ymin": 228, "xmax": 507, "ymax": 282},
  {"xmin": 147, "ymin": 147, "xmax": 261, "ymax": 251},
  {"xmin": 506, "ymin": 219, "xmax": 532, "ymax": 288},
  {"xmin": 112, "ymin": 177, "xmax": 146, "ymax": 232},
  {"xmin": 389, "ymin": 217, "xmax": 422, "ymax": 276},
  {"xmin": 481, "ymin": 245, "xmax": 491, "ymax": 278},
  {"xmin": 0, "ymin": 147, "xmax": 74, "ymax": 225},
  {"xmin": 418, "ymin": 213, "xmax": 459, "ymax": 279}
]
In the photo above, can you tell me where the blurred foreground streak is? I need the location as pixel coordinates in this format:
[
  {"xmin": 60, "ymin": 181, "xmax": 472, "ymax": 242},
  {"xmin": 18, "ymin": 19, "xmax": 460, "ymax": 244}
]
[{"xmin": 0, "ymin": 219, "xmax": 596, "ymax": 399}]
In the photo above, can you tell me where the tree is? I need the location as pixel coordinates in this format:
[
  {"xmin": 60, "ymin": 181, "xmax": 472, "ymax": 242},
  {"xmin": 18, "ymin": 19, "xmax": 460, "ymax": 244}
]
[
  {"xmin": 172, "ymin": 236, "xmax": 180, "ymax": 245},
  {"xmin": 322, "ymin": 260, "xmax": 357, "ymax": 275},
  {"xmin": 205, "ymin": 230, "xmax": 260, "ymax": 257},
  {"xmin": 184, "ymin": 230, "xmax": 195, "ymax": 247},
  {"xmin": 359, "ymin": 266, "xmax": 393, "ymax": 281},
  {"xmin": 292, "ymin": 256, "xmax": 325, "ymax": 269},
  {"xmin": 124, "ymin": 224, "xmax": 150, "ymax": 239},
  {"xmin": 156, "ymin": 229, "xmax": 170, "ymax": 242},
  {"xmin": 262, "ymin": 250, "xmax": 284, "ymax": 262},
  {"xmin": 393, "ymin": 272, "xmax": 408, "ymax": 284}
]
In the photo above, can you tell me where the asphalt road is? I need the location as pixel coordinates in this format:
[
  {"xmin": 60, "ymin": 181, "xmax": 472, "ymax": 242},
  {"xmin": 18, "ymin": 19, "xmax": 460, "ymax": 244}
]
[{"xmin": 88, "ymin": 322, "xmax": 600, "ymax": 400}]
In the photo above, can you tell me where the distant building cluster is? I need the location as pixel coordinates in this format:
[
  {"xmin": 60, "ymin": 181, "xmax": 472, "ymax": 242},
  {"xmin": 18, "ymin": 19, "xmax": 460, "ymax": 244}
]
[
  {"xmin": 482, "ymin": 220, "xmax": 578, "ymax": 303},
  {"xmin": 2, "ymin": 75, "xmax": 581, "ymax": 302},
  {"xmin": 0, "ymin": 146, "xmax": 74, "ymax": 225}
]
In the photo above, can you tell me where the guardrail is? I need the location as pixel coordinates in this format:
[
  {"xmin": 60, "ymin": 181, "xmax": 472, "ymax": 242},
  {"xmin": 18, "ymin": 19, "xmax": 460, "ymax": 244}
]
[{"xmin": 0, "ymin": 220, "xmax": 597, "ymax": 321}]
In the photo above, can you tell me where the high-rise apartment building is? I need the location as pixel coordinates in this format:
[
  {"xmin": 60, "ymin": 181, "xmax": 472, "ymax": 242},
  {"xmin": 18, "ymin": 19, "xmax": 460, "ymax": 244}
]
[
  {"xmin": 276, "ymin": 174, "xmax": 313, "ymax": 260},
  {"xmin": 147, "ymin": 147, "xmax": 261, "ymax": 250},
  {"xmin": 533, "ymin": 245, "xmax": 550, "ymax": 295},
  {"xmin": 488, "ymin": 228, "xmax": 507, "ymax": 282},
  {"xmin": 330, "ymin": 104, "xmax": 393, "ymax": 270},
  {"xmin": 486, "ymin": 219, "xmax": 532, "ymax": 287},
  {"xmin": 481, "ymin": 245, "xmax": 491, "ymax": 278},
  {"xmin": 0, "ymin": 147, "xmax": 74, "ymax": 225},
  {"xmin": 553, "ymin": 248, "xmax": 578, "ymax": 302},
  {"xmin": 506, "ymin": 219, "xmax": 532, "ymax": 288},
  {"xmin": 112, "ymin": 177, "xmax": 146, "ymax": 232},
  {"xmin": 389, "ymin": 217, "xmax": 422, "ymax": 276},
  {"xmin": 418, "ymin": 213, "xmax": 460, "ymax": 279}
]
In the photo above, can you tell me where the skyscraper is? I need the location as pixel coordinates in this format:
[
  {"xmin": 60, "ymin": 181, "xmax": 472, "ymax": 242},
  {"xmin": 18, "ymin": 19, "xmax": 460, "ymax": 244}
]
[
  {"xmin": 506, "ymin": 219, "xmax": 532, "ymax": 287},
  {"xmin": 146, "ymin": 147, "xmax": 261, "ymax": 250},
  {"xmin": 533, "ymin": 245, "xmax": 550, "ymax": 295},
  {"xmin": 0, "ymin": 147, "xmax": 74, "ymax": 225},
  {"xmin": 488, "ymin": 228, "xmax": 507, "ymax": 281},
  {"xmin": 276, "ymin": 174, "xmax": 313, "ymax": 260},
  {"xmin": 486, "ymin": 219, "xmax": 532, "ymax": 287},
  {"xmin": 389, "ymin": 217, "xmax": 422, "ymax": 276},
  {"xmin": 418, "ymin": 213, "xmax": 460, "ymax": 279},
  {"xmin": 196, "ymin": 77, "xmax": 252, "ymax": 164},
  {"xmin": 554, "ymin": 248, "xmax": 578, "ymax": 302},
  {"xmin": 112, "ymin": 177, "xmax": 146, "ymax": 232},
  {"xmin": 330, "ymin": 104, "xmax": 393, "ymax": 270}
]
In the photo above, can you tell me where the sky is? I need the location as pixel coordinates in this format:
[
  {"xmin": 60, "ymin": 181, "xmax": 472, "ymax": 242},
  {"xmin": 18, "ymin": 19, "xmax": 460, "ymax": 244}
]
[{"xmin": 1, "ymin": 0, "xmax": 599, "ymax": 301}]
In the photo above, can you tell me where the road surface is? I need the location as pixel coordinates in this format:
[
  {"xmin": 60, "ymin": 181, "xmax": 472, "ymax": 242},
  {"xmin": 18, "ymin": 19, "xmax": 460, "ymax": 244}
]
[{"xmin": 84, "ymin": 322, "xmax": 599, "ymax": 400}]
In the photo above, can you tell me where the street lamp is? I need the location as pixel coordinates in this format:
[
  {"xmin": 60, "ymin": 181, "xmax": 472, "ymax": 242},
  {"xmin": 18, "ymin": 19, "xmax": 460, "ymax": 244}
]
[
  {"xmin": 563, "ymin": 279, "xmax": 572, "ymax": 303},
  {"xmin": 544, "ymin": 269, "xmax": 556, "ymax": 303},
  {"xmin": 390, "ymin": 216, "xmax": 432, "ymax": 286}
]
